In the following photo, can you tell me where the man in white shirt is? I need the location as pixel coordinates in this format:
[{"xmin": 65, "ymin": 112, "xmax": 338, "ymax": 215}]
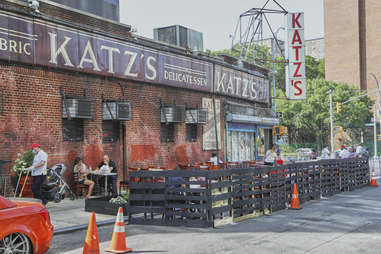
[
  {"xmin": 209, "ymin": 153, "xmax": 222, "ymax": 166},
  {"xmin": 26, "ymin": 143, "xmax": 48, "ymax": 205}
]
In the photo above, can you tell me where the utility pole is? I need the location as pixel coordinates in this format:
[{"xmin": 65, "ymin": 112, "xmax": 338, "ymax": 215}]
[
  {"xmin": 272, "ymin": 27, "xmax": 284, "ymax": 145},
  {"xmin": 370, "ymin": 73, "xmax": 381, "ymax": 156},
  {"xmin": 374, "ymin": 104, "xmax": 378, "ymax": 158},
  {"xmin": 329, "ymin": 90, "xmax": 335, "ymax": 156}
]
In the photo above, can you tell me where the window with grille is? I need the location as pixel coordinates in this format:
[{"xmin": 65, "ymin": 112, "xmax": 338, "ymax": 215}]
[
  {"xmin": 161, "ymin": 123, "xmax": 175, "ymax": 142},
  {"xmin": 102, "ymin": 121, "xmax": 120, "ymax": 143},
  {"xmin": 62, "ymin": 119, "xmax": 84, "ymax": 142},
  {"xmin": 186, "ymin": 124, "xmax": 198, "ymax": 142}
]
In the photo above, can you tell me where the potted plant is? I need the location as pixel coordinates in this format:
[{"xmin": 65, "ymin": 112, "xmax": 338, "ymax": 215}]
[{"xmin": 13, "ymin": 150, "xmax": 34, "ymax": 174}]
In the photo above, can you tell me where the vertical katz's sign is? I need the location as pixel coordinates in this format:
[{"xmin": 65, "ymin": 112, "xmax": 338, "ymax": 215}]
[{"xmin": 286, "ymin": 12, "xmax": 306, "ymax": 100}]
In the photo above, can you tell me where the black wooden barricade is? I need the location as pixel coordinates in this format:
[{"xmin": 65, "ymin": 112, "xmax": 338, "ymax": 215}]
[{"xmin": 128, "ymin": 158, "xmax": 369, "ymax": 228}]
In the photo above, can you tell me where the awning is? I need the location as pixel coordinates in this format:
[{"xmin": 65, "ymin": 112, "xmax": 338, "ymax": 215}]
[
  {"xmin": 227, "ymin": 122, "xmax": 257, "ymax": 132},
  {"xmin": 226, "ymin": 113, "xmax": 279, "ymax": 126}
]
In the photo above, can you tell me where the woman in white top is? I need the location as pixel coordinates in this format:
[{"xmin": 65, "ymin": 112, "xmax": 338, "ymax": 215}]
[{"xmin": 73, "ymin": 157, "xmax": 95, "ymax": 198}]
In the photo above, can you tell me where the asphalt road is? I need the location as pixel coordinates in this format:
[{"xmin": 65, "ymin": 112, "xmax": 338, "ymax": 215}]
[{"xmin": 49, "ymin": 185, "xmax": 381, "ymax": 254}]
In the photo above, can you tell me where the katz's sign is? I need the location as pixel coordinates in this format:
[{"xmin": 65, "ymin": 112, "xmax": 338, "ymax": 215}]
[
  {"xmin": 286, "ymin": 12, "xmax": 306, "ymax": 100},
  {"xmin": 0, "ymin": 11, "xmax": 212, "ymax": 92},
  {"xmin": 214, "ymin": 65, "xmax": 269, "ymax": 103}
]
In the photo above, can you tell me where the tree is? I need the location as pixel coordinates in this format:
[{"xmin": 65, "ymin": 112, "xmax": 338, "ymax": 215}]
[{"xmin": 279, "ymin": 79, "xmax": 373, "ymax": 151}]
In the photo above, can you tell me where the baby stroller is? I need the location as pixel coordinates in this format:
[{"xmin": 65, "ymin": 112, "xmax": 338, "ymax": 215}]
[{"xmin": 41, "ymin": 163, "xmax": 76, "ymax": 203}]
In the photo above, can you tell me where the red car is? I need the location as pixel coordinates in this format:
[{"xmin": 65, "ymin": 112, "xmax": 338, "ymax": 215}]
[{"xmin": 0, "ymin": 196, "xmax": 53, "ymax": 254}]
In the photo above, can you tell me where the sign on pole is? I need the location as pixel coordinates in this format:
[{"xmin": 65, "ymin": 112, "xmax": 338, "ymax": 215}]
[{"xmin": 286, "ymin": 12, "xmax": 306, "ymax": 100}]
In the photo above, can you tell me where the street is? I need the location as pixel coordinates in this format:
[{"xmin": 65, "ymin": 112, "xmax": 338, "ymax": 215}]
[{"xmin": 49, "ymin": 185, "xmax": 381, "ymax": 254}]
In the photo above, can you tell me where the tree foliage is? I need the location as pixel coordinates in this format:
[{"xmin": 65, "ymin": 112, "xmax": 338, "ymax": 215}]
[
  {"xmin": 279, "ymin": 79, "xmax": 373, "ymax": 148},
  {"xmin": 209, "ymin": 45, "xmax": 372, "ymax": 149}
]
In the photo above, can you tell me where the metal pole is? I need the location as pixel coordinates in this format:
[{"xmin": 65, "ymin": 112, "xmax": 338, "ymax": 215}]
[
  {"xmin": 212, "ymin": 97, "xmax": 219, "ymax": 167},
  {"xmin": 374, "ymin": 104, "xmax": 378, "ymax": 158},
  {"xmin": 378, "ymin": 93, "xmax": 381, "ymax": 143},
  {"xmin": 272, "ymin": 27, "xmax": 284, "ymax": 145},
  {"xmin": 329, "ymin": 90, "xmax": 335, "ymax": 155}
]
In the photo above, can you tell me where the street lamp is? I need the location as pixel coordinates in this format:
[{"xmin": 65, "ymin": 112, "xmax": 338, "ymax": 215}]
[{"xmin": 370, "ymin": 72, "xmax": 381, "ymax": 157}]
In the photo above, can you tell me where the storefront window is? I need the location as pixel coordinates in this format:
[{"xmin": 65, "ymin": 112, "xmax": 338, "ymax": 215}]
[
  {"xmin": 186, "ymin": 124, "xmax": 198, "ymax": 142},
  {"xmin": 62, "ymin": 119, "xmax": 84, "ymax": 142},
  {"xmin": 226, "ymin": 131, "xmax": 255, "ymax": 162},
  {"xmin": 102, "ymin": 121, "xmax": 120, "ymax": 143},
  {"xmin": 161, "ymin": 123, "xmax": 175, "ymax": 142}
]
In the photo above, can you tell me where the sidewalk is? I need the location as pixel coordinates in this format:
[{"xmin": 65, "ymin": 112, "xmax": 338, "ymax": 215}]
[{"xmin": 45, "ymin": 197, "xmax": 116, "ymax": 234}]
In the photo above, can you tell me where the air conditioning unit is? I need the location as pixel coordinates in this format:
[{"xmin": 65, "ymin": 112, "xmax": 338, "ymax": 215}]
[
  {"xmin": 160, "ymin": 105, "xmax": 185, "ymax": 123},
  {"xmin": 103, "ymin": 102, "xmax": 131, "ymax": 120},
  {"xmin": 62, "ymin": 98, "xmax": 93, "ymax": 119},
  {"xmin": 185, "ymin": 109, "xmax": 208, "ymax": 124},
  {"xmin": 197, "ymin": 109, "xmax": 208, "ymax": 124}
]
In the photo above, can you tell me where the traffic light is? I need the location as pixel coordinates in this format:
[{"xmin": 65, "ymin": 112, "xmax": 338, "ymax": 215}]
[
  {"xmin": 280, "ymin": 126, "xmax": 288, "ymax": 135},
  {"xmin": 336, "ymin": 102, "xmax": 341, "ymax": 113}
]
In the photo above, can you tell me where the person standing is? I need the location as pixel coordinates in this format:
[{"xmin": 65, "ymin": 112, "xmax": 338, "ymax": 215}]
[
  {"xmin": 356, "ymin": 143, "xmax": 364, "ymax": 157},
  {"xmin": 321, "ymin": 146, "xmax": 330, "ymax": 159},
  {"xmin": 96, "ymin": 155, "xmax": 118, "ymax": 197},
  {"xmin": 26, "ymin": 143, "xmax": 48, "ymax": 205}
]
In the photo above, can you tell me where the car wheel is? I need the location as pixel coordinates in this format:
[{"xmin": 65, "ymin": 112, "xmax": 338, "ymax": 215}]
[
  {"xmin": 54, "ymin": 192, "xmax": 62, "ymax": 203},
  {"xmin": 0, "ymin": 233, "xmax": 32, "ymax": 254}
]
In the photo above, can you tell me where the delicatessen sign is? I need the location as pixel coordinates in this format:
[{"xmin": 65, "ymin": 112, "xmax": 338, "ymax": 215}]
[{"xmin": 0, "ymin": 11, "xmax": 212, "ymax": 92}]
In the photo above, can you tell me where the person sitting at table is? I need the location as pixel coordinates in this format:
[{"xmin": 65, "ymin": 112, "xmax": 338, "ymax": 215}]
[
  {"xmin": 96, "ymin": 155, "xmax": 118, "ymax": 198},
  {"xmin": 73, "ymin": 157, "xmax": 95, "ymax": 198},
  {"xmin": 209, "ymin": 153, "xmax": 223, "ymax": 166},
  {"xmin": 264, "ymin": 146, "xmax": 277, "ymax": 166}
]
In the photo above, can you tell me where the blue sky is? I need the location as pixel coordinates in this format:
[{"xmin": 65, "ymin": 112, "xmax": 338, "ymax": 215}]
[{"xmin": 120, "ymin": 0, "xmax": 324, "ymax": 50}]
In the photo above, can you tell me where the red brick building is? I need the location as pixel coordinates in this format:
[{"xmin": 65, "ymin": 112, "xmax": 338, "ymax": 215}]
[{"xmin": 0, "ymin": 0, "xmax": 276, "ymax": 188}]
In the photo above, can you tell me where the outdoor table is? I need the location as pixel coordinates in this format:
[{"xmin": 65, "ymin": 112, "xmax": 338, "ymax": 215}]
[{"xmin": 90, "ymin": 170, "xmax": 117, "ymax": 196}]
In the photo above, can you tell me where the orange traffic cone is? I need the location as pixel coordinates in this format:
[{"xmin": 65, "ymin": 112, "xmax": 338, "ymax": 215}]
[
  {"xmin": 83, "ymin": 212, "xmax": 100, "ymax": 254},
  {"xmin": 105, "ymin": 207, "xmax": 132, "ymax": 253},
  {"xmin": 290, "ymin": 183, "xmax": 302, "ymax": 210},
  {"xmin": 370, "ymin": 169, "xmax": 378, "ymax": 187}
]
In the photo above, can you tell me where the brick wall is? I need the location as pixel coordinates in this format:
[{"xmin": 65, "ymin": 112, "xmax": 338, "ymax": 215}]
[
  {"xmin": 365, "ymin": 0, "xmax": 381, "ymax": 102},
  {"xmin": 324, "ymin": 0, "xmax": 361, "ymax": 88},
  {"xmin": 0, "ymin": 62, "xmax": 230, "ymax": 183}
]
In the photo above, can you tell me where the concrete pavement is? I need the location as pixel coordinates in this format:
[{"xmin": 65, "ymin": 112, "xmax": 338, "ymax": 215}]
[
  {"xmin": 45, "ymin": 197, "xmax": 116, "ymax": 234},
  {"xmin": 57, "ymin": 185, "xmax": 381, "ymax": 254}
]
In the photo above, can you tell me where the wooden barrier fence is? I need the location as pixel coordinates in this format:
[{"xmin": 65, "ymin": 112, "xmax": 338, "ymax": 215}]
[{"xmin": 128, "ymin": 158, "xmax": 369, "ymax": 228}]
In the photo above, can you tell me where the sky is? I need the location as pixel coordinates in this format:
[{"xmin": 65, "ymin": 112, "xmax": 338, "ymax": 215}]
[{"xmin": 119, "ymin": 0, "xmax": 324, "ymax": 51}]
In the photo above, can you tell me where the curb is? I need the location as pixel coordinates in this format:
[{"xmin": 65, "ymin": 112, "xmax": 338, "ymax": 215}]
[{"xmin": 53, "ymin": 216, "xmax": 128, "ymax": 235}]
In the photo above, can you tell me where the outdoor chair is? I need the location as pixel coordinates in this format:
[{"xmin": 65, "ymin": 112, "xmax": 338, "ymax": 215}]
[{"xmin": 73, "ymin": 172, "xmax": 88, "ymax": 198}]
